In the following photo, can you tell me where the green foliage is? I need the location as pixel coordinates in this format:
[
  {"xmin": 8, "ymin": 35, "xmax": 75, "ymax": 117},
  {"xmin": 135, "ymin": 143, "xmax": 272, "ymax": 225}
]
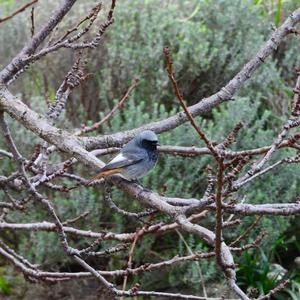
[
  {"xmin": 84, "ymin": 0, "xmax": 298, "ymax": 120},
  {"xmin": 237, "ymin": 248, "xmax": 277, "ymax": 294},
  {"xmin": 275, "ymin": 0, "xmax": 282, "ymax": 26},
  {"xmin": 0, "ymin": 0, "xmax": 293, "ymax": 122},
  {"xmin": 281, "ymin": 280, "xmax": 300, "ymax": 300},
  {"xmin": 0, "ymin": 0, "xmax": 14, "ymax": 11},
  {"xmin": 237, "ymin": 234, "xmax": 300, "ymax": 298},
  {"xmin": 93, "ymin": 0, "xmax": 277, "ymax": 112},
  {"xmin": 0, "ymin": 275, "xmax": 11, "ymax": 295},
  {"xmin": 2, "ymin": 77, "xmax": 300, "ymax": 296},
  {"xmin": 0, "ymin": 0, "xmax": 300, "ymax": 296},
  {"xmin": 96, "ymin": 95, "xmax": 299, "ymax": 289}
]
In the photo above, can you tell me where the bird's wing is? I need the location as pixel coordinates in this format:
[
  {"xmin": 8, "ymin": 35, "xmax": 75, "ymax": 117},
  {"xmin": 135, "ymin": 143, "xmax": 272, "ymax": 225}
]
[
  {"xmin": 88, "ymin": 149, "xmax": 144, "ymax": 183},
  {"xmin": 101, "ymin": 151, "xmax": 143, "ymax": 171}
]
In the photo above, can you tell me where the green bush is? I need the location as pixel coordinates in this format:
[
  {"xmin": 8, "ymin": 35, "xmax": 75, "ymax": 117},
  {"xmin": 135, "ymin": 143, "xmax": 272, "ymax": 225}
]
[{"xmin": 0, "ymin": 0, "xmax": 300, "ymax": 296}]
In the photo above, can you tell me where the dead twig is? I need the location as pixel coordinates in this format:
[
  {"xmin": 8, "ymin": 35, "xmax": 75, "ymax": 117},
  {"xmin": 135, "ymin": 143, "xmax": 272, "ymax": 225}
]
[
  {"xmin": 78, "ymin": 78, "xmax": 139, "ymax": 135},
  {"xmin": 30, "ymin": 6, "xmax": 35, "ymax": 37},
  {"xmin": 0, "ymin": 0, "xmax": 38, "ymax": 24},
  {"xmin": 163, "ymin": 47, "xmax": 218, "ymax": 157}
]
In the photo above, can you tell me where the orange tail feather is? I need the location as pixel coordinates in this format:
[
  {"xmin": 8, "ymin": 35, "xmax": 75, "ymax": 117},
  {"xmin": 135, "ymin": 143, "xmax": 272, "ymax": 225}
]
[{"xmin": 88, "ymin": 168, "xmax": 123, "ymax": 184}]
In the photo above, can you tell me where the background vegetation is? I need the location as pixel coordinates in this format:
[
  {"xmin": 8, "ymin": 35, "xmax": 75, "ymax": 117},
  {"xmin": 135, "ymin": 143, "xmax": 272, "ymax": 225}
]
[{"xmin": 0, "ymin": 0, "xmax": 300, "ymax": 299}]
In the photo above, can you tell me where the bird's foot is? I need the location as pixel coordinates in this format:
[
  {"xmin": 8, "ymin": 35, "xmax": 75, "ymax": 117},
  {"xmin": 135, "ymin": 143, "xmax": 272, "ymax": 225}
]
[{"xmin": 130, "ymin": 179, "xmax": 152, "ymax": 192}]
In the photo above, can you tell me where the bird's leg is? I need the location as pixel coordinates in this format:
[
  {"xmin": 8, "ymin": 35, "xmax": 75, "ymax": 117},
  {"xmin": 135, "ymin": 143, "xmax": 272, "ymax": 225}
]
[{"xmin": 130, "ymin": 179, "xmax": 153, "ymax": 192}]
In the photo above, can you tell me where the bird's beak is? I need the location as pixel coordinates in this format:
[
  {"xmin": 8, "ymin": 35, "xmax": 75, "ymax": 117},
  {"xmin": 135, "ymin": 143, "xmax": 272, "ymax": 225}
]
[{"xmin": 157, "ymin": 142, "xmax": 161, "ymax": 146}]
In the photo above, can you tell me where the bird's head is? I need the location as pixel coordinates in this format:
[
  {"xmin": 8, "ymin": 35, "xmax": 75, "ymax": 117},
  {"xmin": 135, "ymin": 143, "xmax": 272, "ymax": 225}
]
[{"xmin": 136, "ymin": 130, "xmax": 159, "ymax": 150}]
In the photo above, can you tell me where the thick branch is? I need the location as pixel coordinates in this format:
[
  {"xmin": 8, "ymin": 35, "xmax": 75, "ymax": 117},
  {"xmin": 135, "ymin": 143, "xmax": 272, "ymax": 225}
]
[
  {"xmin": 82, "ymin": 7, "xmax": 300, "ymax": 149},
  {"xmin": 0, "ymin": 0, "xmax": 77, "ymax": 83}
]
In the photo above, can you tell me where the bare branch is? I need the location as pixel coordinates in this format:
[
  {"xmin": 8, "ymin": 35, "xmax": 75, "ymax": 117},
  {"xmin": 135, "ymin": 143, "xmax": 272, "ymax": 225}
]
[
  {"xmin": 258, "ymin": 279, "xmax": 290, "ymax": 300},
  {"xmin": 163, "ymin": 47, "xmax": 218, "ymax": 157},
  {"xmin": 0, "ymin": 0, "xmax": 38, "ymax": 24},
  {"xmin": 82, "ymin": 7, "xmax": 300, "ymax": 149},
  {"xmin": 0, "ymin": 0, "xmax": 78, "ymax": 83},
  {"xmin": 215, "ymin": 159, "xmax": 224, "ymax": 268},
  {"xmin": 0, "ymin": 4, "xmax": 300, "ymax": 299},
  {"xmin": 30, "ymin": 6, "xmax": 35, "ymax": 37},
  {"xmin": 78, "ymin": 78, "xmax": 139, "ymax": 135},
  {"xmin": 230, "ymin": 216, "xmax": 262, "ymax": 246}
]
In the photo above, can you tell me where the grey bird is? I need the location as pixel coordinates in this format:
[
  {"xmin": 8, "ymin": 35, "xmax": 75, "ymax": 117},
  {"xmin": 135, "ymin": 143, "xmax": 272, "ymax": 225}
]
[{"xmin": 90, "ymin": 130, "xmax": 159, "ymax": 181}]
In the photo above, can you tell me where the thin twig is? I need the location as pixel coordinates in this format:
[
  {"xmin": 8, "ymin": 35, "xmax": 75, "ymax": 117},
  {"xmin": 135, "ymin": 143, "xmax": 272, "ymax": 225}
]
[
  {"xmin": 215, "ymin": 159, "xmax": 224, "ymax": 268},
  {"xmin": 30, "ymin": 7, "xmax": 35, "ymax": 37},
  {"xmin": 230, "ymin": 216, "xmax": 262, "ymax": 246},
  {"xmin": 121, "ymin": 227, "xmax": 145, "ymax": 299},
  {"xmin": 163, "ymin": 47, "xmax": 218, "ymax": 157},
  {"xmin": 78, "ymin": 78, "xmax": 139, "ymax": 135},
  {"xmin": 258, "ymin": 279, "xmax": 290, "ymax": 300},
  {"xmin": 0, "ymin": 0, "xmax": 38, "ymax": 24}
]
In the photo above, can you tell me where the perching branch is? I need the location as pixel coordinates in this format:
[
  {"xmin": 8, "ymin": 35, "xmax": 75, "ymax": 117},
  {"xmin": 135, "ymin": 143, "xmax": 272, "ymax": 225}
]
[{"xmin": 0, "ymin": 3, "xmax": 300, "ymax": 299}]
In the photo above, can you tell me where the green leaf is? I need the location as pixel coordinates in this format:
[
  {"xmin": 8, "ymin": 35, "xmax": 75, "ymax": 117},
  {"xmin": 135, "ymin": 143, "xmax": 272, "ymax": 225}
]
[
  {"xmin": 0, "ymin": 0, "xmax": 14, "ymax": 4},
  {"xmin": 275, "ymin": 0, "xmax": 282, "ymax": 26},
  {"xmin": 0, "ymin": 276, "xmax": 11, "ymax": 295}
]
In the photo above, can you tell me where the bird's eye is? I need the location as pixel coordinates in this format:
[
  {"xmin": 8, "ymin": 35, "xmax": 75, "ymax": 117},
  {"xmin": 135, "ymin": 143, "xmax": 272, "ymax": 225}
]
[{"xmin": 142, "ymin": 139, "xmax": 158, "ymax": 148}]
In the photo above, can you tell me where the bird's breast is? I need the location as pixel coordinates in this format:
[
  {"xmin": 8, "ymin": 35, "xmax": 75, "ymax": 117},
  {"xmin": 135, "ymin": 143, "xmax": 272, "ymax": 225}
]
[{"xmin": 147, "ymin": 149, "xmax": 158, "ymax": 162}]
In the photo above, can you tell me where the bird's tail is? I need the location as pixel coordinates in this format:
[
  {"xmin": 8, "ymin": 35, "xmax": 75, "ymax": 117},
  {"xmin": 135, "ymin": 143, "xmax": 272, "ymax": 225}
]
[{"xmin": 87, "ymin": 168, "xmax": 123, "ymax": 185}]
